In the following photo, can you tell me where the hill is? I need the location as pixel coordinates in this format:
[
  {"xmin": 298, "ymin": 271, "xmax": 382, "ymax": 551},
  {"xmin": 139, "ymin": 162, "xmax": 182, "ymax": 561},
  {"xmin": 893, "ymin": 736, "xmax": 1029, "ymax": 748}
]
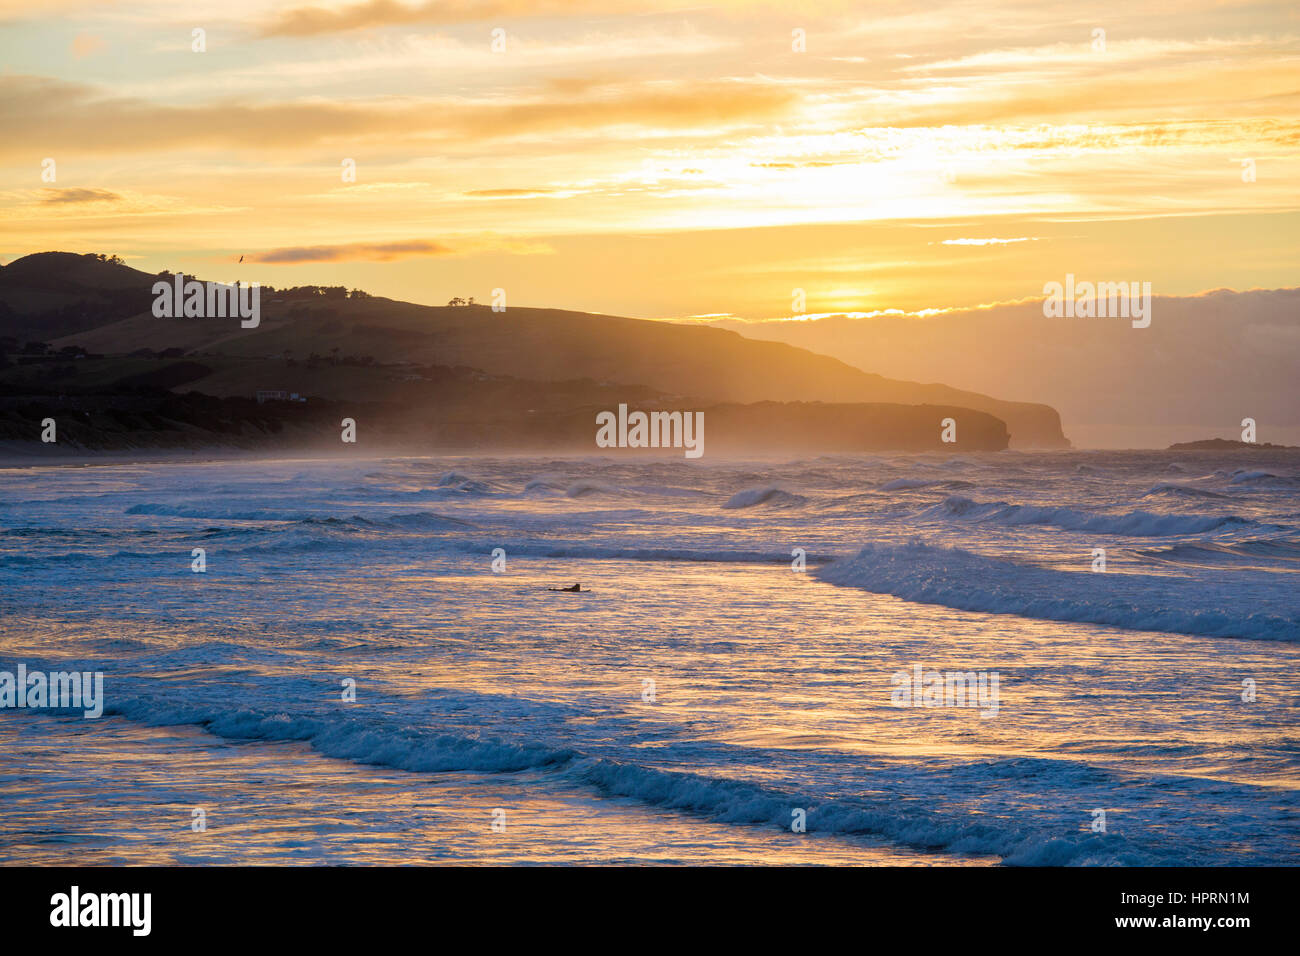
[
  {"xmin": 708, "ymin": 288, "xmax": 1300, "ymax": 449},
  {"xmin": 0, "ymin": 252, "xmax": 1069, "ymax": 447}
]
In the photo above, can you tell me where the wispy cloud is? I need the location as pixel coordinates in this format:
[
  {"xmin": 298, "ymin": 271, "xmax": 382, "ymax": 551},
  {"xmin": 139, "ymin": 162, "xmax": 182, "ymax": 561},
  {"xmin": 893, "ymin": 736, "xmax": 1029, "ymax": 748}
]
[
  {"xmin": 0, "ymin": 75, "xmax": 797, "ymax": 157},
  {"xmin": 249, "ymin": 239, "xmax": 456, "ymax": 263},
  {"xmin": 464, "ymin": 187, "xmax": 559, "ymax": 198},
  {"xmin": 39, "ymin": 187, "xmax": 123, "ymax": 204},
  {"xmin": 260, "ymin": 0, "xmax": 640, "ymax": 36},
  {"xmin": 248, "ymin": 236, "xmax": 552, "ymax": 263},
  {"xmin": 940, "ymin": 237, "xmax": 1037, "ymax": 245}
]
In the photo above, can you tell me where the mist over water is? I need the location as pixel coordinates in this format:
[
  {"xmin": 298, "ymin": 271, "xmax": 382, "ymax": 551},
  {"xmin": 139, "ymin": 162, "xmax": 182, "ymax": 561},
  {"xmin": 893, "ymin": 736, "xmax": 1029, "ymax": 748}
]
[{"xmin": 1, "ymin": 451, "xmax": 1297, "ymax": 865}]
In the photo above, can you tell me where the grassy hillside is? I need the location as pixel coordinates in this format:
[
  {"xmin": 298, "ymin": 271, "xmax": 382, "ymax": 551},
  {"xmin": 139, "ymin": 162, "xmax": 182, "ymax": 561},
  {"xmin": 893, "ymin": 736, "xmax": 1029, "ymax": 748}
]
[{"xmin": 0, "ymin": 252, "xmax": 1068, "ymax": 447}]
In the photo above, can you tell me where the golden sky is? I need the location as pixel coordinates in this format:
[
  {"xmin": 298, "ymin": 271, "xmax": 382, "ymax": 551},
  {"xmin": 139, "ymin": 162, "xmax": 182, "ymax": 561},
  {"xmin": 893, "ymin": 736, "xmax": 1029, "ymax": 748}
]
[{"xmin": 2, "ymin": 0, "xmax": 1297, "ymax": 318}]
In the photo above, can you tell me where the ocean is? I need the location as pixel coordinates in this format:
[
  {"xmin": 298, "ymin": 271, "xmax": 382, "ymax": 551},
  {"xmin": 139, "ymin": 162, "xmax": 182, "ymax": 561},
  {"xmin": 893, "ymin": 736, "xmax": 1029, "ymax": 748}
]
[{"xmin": 1, "ymin": 450, "xmax": 1297, "ymax": 865}]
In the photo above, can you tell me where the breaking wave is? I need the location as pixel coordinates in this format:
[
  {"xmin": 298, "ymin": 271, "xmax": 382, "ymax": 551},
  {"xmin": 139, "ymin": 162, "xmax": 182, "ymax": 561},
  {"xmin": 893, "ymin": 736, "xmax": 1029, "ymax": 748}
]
[
  {"xmin": 816, "ymin": 540, "xmax": 1299, "ymax": 641},
  {"xmin": 722, "ymin": 487, "xmax": 808, "ymax": 509},
  {"xmin": 921, "ymin": 495, "xmax": 1267, "ymax": 537}
]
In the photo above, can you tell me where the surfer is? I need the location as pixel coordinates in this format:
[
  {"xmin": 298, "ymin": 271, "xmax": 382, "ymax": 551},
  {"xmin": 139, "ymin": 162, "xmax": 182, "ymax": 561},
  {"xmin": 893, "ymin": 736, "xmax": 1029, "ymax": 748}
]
[{"xmin": 547, "ymin": 583, "xmax": 584, "ymax": 592}]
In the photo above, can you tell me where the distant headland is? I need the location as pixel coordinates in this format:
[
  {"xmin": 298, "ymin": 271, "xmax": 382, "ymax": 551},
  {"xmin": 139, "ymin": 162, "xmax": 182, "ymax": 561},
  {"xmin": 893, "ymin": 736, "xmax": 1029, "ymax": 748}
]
[{"xmin": 1168, "ymin": 438, "xmax": 1299, "ymax": 451}]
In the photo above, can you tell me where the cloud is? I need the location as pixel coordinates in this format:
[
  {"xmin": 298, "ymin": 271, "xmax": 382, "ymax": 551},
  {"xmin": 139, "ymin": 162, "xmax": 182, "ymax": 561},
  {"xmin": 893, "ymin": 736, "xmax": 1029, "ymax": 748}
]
[
  {"xmin": 261, "ymin": 0, "xmax": 621, "ymax": 36},
  {"xmin": 39, "ymin": 187, "xmax": 123, "ymax": 204},
  {"xmin": 906, "ymin": 36, "xmax": 1294, "ymax": 74},
  {"xmin": 247, "ymin": 235, "xmax": 553, "ymax": 263},
  {"xmin": 0, "ymin": 75, "xmax": 796, "ymax": 157},
  {"xmin": 249, "ymin": 239, "xmax": 457, "ymax": 263},
  {"xmin": 751, "ymin": 161, "xmax": 838, "ymax": 169},
  {"xmin": 941, "ymin": 237, "xmax": 1036, "ymax": 245},
  {"xmin": 464, "ymin": 187, "xmax": 558, "ymax": 197},
  {"xmin": 0, "ymin": 0, "xmax": 103, "ymax": 20}
]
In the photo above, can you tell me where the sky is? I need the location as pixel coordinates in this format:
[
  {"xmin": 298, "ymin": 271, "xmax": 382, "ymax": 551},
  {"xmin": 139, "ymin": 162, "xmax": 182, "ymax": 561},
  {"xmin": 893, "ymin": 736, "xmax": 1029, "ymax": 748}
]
[{"xmin": 1, "ymin": 0, "xmax": 1297, "ymax": 319}]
